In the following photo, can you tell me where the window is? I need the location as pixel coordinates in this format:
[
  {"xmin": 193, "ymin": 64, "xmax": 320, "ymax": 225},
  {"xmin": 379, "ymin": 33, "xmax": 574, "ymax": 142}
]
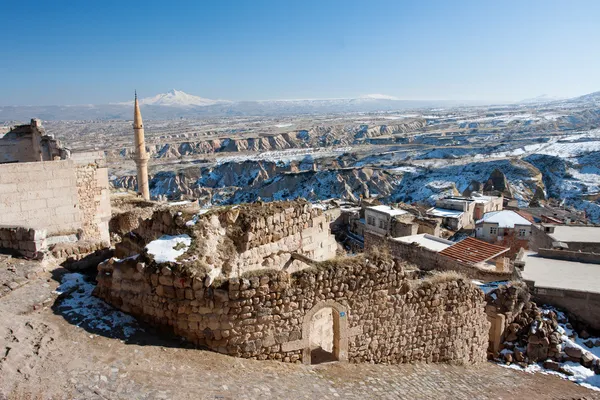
[
  {"xmin": 490, "ymin": 227, "xmax": 498, "ymax": 235},
  {"xmin": 367, "ymin": 216, "xmax": 375, "ymax": 226},
  {"xmin": 379, "ymin": 219, "xmax": 387, "ymax": 230},
  {"xmin": 518, "ymin": 229, "xmax": 527, "ymax": 237}
]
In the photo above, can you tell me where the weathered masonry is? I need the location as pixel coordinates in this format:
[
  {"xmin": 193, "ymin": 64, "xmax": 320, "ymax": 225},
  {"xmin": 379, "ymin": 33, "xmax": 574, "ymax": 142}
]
[
  {"xmin": 0, "ymin": 119, "xmax": 111, "ymax": 256},
  {"xmin": 0, "ymin": 118, "xmax": 69, "ymax": 163},
  {"xmin": 95, "ymin": 254, "xmax": 489, "ymax": 365}
]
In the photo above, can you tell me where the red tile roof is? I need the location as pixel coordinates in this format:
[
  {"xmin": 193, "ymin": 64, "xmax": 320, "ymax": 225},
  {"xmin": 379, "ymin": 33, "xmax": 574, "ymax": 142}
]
[{"xmin": 439, "ymin": 237, "xmax": 509, "ymax": 264}]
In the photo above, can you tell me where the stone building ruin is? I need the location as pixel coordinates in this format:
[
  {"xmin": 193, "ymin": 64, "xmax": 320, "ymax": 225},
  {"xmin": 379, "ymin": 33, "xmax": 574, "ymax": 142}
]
[
  {"xmin": 0, "ymin": 119, "xmax": 111, "ymax": 258},
  {"xmin": 0, "ymin": 118, "xmax": 70, "ymax": 163},
  {"xmin": 94, "ymin": 200, "xmax": 491, "ymax": 365}
]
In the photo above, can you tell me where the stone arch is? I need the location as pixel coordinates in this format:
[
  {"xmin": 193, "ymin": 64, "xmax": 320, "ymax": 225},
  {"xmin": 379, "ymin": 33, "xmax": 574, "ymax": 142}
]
[{"xmin": 302, "ymin": 300, "xmax": 349, "ymax": 364}]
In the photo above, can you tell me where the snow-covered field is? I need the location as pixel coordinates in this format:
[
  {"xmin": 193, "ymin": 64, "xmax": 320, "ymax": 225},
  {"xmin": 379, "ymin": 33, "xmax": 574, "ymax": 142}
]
[{"xmin": 216, "ymin": 146, "xmax": 352, "ymax": 164}]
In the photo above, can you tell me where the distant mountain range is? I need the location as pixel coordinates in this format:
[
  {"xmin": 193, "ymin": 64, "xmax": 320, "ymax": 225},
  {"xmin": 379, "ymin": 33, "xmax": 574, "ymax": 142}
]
[
  {"xmin": 117, "ymin": 89, "xmax": 231, "ymax": 107},
  {"xmin": 517, "ymin": 94, "xmax": 566, "ymax": 104},
  {"xmin": 1, "ymin": 89, "xmax": 599, "ymax": 121}
]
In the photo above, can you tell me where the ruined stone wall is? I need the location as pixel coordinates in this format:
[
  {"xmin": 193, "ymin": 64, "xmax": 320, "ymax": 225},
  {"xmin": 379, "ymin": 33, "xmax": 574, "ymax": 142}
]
[
  {"xmin": 365, "ymin": 232, "xmax": 513, "ymax": 282},
  {"xmin": 0, "ymin": 132, "xmax": 37, "ymax": 163},
  {"xmin": 0, "ymin": 160, "xmax": 81, "ymax": 235},
  {"xmin": 0, "ymin": 153, "xmax": 110, "ymax": 244},
  {"xmin": 0, "ymin": 119, "xmax": 69, "ymax": 164},
  {"xmin": 73, "ymin": 152, "xmax": 111, "ymax": 244},
  {"xmin": 0, "ymin": 227, "xmax": 46, "ymax": 258},
  {"xmin": 94, "ymin": 257, "xmax": 489, "ymax": 365},
  {"xmin": 115, "ymin": 201, "xmax": 337, "ymax": 277}
]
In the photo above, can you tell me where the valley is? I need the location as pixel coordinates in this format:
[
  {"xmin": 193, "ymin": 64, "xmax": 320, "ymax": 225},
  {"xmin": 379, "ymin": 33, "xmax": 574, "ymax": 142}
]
[{"xmin": 4, "ymin": 90, "xmax": 600, "ymax": 223}]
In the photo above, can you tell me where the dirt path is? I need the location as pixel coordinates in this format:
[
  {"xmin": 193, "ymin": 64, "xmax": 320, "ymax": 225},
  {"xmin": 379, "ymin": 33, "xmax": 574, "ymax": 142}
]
[{"xmin": 0, "ymin": 266, "xmax": 599, "ymax": 400}]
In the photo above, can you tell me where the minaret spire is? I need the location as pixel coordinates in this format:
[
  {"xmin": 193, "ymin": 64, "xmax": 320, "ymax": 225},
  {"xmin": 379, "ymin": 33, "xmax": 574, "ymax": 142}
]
[{"xmin": 133, "ymin": 91, "xmax": 150, "ymax": 200}]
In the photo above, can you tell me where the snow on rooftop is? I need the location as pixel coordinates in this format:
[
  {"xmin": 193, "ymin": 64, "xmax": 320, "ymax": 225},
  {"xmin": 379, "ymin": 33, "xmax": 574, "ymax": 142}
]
[
  {"xmin": 145, "ymin": 234, "xmax": 192, "ymax": 263},
  {"xmin": 394, "ymin": 234, "xmax": 453, "ymax": 252},
  {"xmin": 470, "ymin": 193, "xmax": 497, "ymax": 203},
  {"xmin": 476, "ymin": 210, "xmax": 532, "ymax": 228},
  {"xmin": 427, "ymin": 207, "xmax": 464, "ymax": 218},
  {"xmin": 368, "ymin": 205, "xmax": 408, "ymax": 217}
]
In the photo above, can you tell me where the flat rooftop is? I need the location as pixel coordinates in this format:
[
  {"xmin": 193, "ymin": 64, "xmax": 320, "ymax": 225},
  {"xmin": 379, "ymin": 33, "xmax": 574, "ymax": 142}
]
[
  {"xmin": 440, "ymin": 197, "xmax": 474, "ymax": 204},
  {"xmin": 393, "ymin": 234, "xmax": 453, "ymax": 252},
  {"xmin": 522, "ymin": 251, "xmax": 600, "ymax": 294},
  {"xmin": 427, "ymin": 207, "xmax": 464, "ymax": 218},
  {"xmin": 547, "ymin": 225, "xmax": 600, "ymax": 243},
  {"xmin": 367, "ymin": 205, "xmax": 408, "ymax": 217}
]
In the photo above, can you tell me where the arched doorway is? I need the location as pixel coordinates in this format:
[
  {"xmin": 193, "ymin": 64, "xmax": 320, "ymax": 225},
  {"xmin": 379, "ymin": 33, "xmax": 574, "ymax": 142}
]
[
  {"xmin": 309, "ymin": 307, "xmax": 336, "ymax": 363},
  {"xmin": 302, "ymin": 300, "xmax": 349, "ymax": 365}
]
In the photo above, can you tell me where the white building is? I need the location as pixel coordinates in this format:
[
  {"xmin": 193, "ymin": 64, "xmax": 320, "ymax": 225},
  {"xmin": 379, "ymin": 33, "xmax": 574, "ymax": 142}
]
[
  {"xmin": 364, "ymin": 205, "xmax": 409, "ymax": 236},
  {"xmin": 475, "ymin": 210, "xmax": 532, "ymax": 243}
]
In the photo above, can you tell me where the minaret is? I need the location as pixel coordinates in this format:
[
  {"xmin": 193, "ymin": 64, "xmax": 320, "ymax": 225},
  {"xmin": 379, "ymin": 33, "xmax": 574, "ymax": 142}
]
[{"xmin": 133, "ymin": 91, "xmax": 150, "ymax": 200}]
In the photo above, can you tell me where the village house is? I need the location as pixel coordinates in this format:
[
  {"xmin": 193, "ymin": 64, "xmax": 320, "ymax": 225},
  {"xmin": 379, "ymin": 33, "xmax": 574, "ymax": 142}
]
[
  {"xmin": 427, "ymin": 195, "xmax": 504, "ymax": 231},
  {"xmin": 530, "ymin": 224, "xmax": 600, "ymax": 253},
  {"xmin": 471, "ymin": 193, "xmax": 503, "ymax": 220},
  {"xmin": 364, "ymin": 205, "xmax": 412, "ymax": 236},
  {"xmin": 475, "ymin": 210, "xmax": 532, "ymax": 249}
]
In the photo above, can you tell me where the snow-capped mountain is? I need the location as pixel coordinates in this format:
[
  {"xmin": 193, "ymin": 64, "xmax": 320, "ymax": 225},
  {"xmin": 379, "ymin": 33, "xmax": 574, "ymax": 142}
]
[
  {"xmin": 120, "ymin": 89, "xmax": 230, "ymax": 107},
  {"xmin": 518, "ymin": 94, "xmax": 565, "ymax": 104},
  {"xmin": 3, "ymin": 89, "xmax": 600, "ymax": 120}
]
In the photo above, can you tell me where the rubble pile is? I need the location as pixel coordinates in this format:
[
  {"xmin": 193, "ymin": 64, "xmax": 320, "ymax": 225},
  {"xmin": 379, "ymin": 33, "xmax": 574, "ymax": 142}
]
[{"xmin": 489, "ymin": 284, "xmax": 600, "ymax": 378}]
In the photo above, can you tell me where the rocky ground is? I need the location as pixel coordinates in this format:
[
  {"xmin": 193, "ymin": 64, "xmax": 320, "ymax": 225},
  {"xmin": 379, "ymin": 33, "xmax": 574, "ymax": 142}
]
[
  {"xmin": 487, "ymin": 283, "xmax": 600, "ymax": 391},
  {"xmin": 1, "ymin": 258, "xmax": 599, "ymax": 399}
]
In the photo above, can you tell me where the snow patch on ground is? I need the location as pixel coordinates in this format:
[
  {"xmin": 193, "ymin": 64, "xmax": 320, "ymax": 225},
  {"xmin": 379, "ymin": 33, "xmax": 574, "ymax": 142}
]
[
  {"xmin": 185, "ymin": 209, "xmax": 210, "ymax": 226},
  {"xmin": 53, "ymin": 273, "xmax": 140, "ymax": 339},
  {"xmin": 145, "ymin": 234, "xmax": 192, "ymax": 263},
  {"xmin": 168, "ymin": 200, "xmax": 192, "ymax": 206}
]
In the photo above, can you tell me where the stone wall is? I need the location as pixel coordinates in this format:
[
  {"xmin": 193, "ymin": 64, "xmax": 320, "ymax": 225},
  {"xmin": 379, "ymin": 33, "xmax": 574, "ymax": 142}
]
[
  {"xmin": 0, "ymin": 160, "xmax": 81, "ymax": 235},
  {"xmin": 72, "ymin": 152, "xmax": 111, "ymax": 244},
  {"xmin": 528, "ymin": 286, "xmax": 600, "ymax": 331},
  {"xmin": 529, "ymin": 224, "xmax": 555, "ymax": 251},
  {"xmin": 0, "ymin": 226, "xmax": 46, "ymax": 258},
  {"xmin": 94, "ymin": 256, "xmax": 490, "ymax": 365},
  {"xmin": 0, "ymin": 119, "xmax": 69, "ymax": 163},
  {"xmin": 365, "ymin": 231, "xmax": 514, "ymax": 282},
  {"xmin": 115, "ymin": 201, "xmax": 337, "ymax": 277},
  {"xmin": 0, "ymin": 153, "xmax": 110, "ymax": 245},
  {"xmin": 537, "ymin": 248, "xmax": 600, "ymax": 265}
]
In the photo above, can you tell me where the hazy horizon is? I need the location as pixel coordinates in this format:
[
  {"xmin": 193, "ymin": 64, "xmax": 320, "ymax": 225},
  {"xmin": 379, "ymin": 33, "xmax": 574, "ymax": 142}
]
[{"xmin": 2, "ymin": 0, "xmax": 600, "ymax": 106}]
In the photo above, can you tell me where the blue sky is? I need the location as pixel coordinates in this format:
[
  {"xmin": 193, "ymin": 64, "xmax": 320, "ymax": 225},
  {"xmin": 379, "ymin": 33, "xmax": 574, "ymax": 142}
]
[{"xmin": 1, "ymin": 0, "xmax": 599, "ymax": 105}]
